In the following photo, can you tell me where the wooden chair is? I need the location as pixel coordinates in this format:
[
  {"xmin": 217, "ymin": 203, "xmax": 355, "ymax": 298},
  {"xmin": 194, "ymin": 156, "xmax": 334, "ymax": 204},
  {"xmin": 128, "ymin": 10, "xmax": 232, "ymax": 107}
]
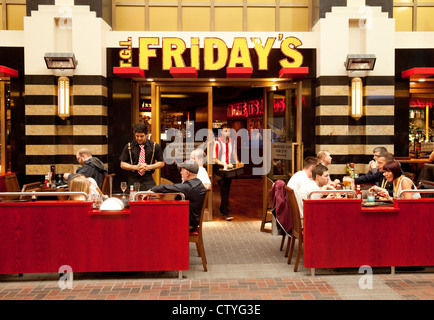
[
  {"xmin": 5, "ymin": 174, "xmax": 20, "ymax": 192},
  {"xmin": 160, "ymin": 177, "xmax": 174, "ymax": 185},
  {"xmin": 101, "ymin": 173, "xmax": 115, "ymax": 196},
  {"xmin": 285, "ymin": 186, "xmax": 303, "ymax": 272},
  {"xmin": 160, "ymin": 177, "xmax": 175, "ymax": 200},
  {"xmin": 0, "ymin": 174, "xmax": 21, "ymax": 200},
  {"xmin": 20, "ymin": 181, "xmax": 42, "ymax": 200},
  {"xmin": 189, "ymin": 189, "xmax": 210, "ymax": 272},
  {"xmin": 260, "ymin": 177, "xmax": 274, "ymax": 232}
]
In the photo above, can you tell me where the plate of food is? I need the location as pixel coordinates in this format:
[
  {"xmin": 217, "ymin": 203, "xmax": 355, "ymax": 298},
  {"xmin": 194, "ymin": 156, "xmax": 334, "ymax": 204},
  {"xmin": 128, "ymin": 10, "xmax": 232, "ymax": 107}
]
[{"xmin": 375, "ymin": 196, "xmax": 393, "ymax": 203}]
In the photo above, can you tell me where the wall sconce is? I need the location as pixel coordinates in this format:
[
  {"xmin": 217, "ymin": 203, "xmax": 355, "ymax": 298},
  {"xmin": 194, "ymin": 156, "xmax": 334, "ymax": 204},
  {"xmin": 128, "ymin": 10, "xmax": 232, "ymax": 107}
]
[
  {"xmin": 351, "ymin": 77, "xmax": 363, "ymax": 120},
  {"xmin": 58, "ymin": 76, "xmax": 70, "ymax": 120}
]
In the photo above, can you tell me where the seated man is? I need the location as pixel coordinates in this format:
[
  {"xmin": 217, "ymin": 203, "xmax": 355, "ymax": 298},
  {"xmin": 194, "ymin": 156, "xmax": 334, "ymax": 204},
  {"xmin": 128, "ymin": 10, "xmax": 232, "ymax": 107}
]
[
  {"xmin": 296, "ymin": 164, "xmax": 335, "ymax": 219},
  {"xmin": 190, "ymin": 149, "xmax": 211, "ymax": 190},
  {"xmin": 354, "ymin": 151, "xmax": 395, "ymax": 196},
  {"xmin": 287, "ymin": 156, "xmax": 319, "ymax": 198},
  {"xmin": 317, "ymin": 149, "xmax": 340, "ymax": 188},
  {"xmin": 367, "ymin": 146, "xmax": 388, "ymax": 175},
  {"xmin": 150, "ymin": 162, "xmax": 206, "ymax": 231},
  {"xmin": 64, "ymin": 148, "xmax": 108, "ymax": 189}
]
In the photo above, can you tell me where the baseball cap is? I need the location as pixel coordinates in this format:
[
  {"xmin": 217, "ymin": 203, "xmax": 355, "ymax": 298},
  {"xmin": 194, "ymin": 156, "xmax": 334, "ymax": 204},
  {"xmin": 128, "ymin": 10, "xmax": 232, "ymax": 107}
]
[{"xmin": 177, "ymin": 161, "xmax": 199, "ymax": 174}]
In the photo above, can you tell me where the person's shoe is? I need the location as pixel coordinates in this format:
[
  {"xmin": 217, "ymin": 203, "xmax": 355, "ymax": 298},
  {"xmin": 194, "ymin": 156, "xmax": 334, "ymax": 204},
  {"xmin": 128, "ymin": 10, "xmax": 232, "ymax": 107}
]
[{"xmin": 224, "ymin": 214, "xmax": 233, "ymax": 221}]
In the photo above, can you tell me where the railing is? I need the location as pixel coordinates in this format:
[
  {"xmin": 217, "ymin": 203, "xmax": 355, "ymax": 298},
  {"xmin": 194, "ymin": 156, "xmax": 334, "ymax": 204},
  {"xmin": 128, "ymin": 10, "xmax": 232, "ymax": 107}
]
[
  {"xmin": 0, "ymin": 191, "xmax": 90, "ymax": 200},
  {"xmin": 307, "ymin": 189, "xmax": 357, "ymax": 199},
  {"xmin": 397, "ymin": 189, "xmax": 434, "ymax": 198},
  {"xmin": 133, "ymin": 191, "xmax": 186, "ymax": 201}
]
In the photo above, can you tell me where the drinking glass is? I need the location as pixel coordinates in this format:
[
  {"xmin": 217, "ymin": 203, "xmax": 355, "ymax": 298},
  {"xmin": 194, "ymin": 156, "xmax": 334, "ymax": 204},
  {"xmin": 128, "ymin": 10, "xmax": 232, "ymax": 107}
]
[
  {"xmin": 120, "ymin": 181, "xmax": 127, "ymax": 198},
  {"xmin": 342, "ymin": 176, "xmax": 351, "ymax": 190},
  {"xmin": 368, "ymin": 190, "xmax": 375, "ymax": 203}
]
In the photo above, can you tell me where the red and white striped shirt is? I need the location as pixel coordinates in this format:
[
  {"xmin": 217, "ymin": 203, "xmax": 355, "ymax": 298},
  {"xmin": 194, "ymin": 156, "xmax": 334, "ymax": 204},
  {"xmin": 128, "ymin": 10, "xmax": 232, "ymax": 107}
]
[{"xmin": 214, "ymin": 136, "xmax": 236, "ymax": 165}]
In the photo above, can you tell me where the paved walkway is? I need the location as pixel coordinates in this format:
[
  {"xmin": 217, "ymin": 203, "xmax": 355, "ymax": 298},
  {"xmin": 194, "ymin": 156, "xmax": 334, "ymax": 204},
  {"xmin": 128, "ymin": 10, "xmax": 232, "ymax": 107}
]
[{"xmin": 0, "ymin": 221, "xmax": 432, "ymax": 301}]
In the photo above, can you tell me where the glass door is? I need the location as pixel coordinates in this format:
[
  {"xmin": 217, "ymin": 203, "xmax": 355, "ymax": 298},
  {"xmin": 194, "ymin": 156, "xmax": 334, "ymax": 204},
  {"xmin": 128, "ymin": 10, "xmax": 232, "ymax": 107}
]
[
  {"xmin": 150, "ymin": 83, "xmax": 214, "ymax": 217},
  {"xmin": 264, "ymin": 82, "xmax": 303, "ymax": 182}
]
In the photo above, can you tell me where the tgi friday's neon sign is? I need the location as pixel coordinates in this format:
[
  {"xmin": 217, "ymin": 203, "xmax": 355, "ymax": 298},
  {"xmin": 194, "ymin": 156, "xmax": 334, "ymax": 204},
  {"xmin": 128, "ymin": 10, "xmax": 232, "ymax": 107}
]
[{"xmin": 118, "ymin": 35, "xmax": 304, "ymax": 71}]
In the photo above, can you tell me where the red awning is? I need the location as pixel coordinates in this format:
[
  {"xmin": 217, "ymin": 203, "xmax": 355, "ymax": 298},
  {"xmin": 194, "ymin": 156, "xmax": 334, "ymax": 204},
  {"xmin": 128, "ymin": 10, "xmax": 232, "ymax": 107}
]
[
  {"xmin": 0, "ymin": 66, "xmax": 18, "ymax": 78},
  {"xmin": 226, "ymin": 67, "xmax": 253, "ymax": 78},
  {"xmin": 170, "ymin": 67, "xmax": 198, "ymax": 78},
  {"xmin": 279, "ymin": 67, "xmax": 309, "ymax": 79},
  {"xmin": 113, "ymin": 67, "xmax": 145, "ymax": 78},
  {"xmin": 402, "ymin": 67, "xmax": 434, "ymax": 79}
]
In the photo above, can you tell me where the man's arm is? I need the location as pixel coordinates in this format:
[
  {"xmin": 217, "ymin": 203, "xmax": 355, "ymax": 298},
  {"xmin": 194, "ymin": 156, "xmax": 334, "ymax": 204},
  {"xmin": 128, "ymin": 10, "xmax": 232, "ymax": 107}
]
[
  {"xmin": 354, "ymin": 171, "xmax": 381, "ymax": 185},
  {"xmin": 151, "ymin": 183, "xmax": 188, "ymax": 194}
]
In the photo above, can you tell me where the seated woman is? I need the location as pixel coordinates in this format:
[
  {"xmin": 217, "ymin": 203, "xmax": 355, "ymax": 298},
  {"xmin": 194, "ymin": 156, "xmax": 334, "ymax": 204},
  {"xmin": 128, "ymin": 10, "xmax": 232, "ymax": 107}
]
[
  {"xmin": 369, "ymin": 161, "xmax": 421, "ymax": 200},
  {"xmin": 68, "ymin": 174, "xmax": 90, "ymax": 200}
]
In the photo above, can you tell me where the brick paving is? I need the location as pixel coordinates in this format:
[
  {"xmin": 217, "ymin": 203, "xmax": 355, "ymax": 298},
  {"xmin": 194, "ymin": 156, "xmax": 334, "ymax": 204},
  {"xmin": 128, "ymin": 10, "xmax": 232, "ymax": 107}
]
[{"xmin": 0, "ymin": 221, "xmax": 432, "ymax": 301}]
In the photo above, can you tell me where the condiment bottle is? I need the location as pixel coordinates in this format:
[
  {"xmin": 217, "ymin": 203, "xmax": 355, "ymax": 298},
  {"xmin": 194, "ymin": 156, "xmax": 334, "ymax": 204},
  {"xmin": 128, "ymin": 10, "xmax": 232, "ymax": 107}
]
[{"xmin": 356, "ymin": 185, "xmax": 362, "ymax": 199}]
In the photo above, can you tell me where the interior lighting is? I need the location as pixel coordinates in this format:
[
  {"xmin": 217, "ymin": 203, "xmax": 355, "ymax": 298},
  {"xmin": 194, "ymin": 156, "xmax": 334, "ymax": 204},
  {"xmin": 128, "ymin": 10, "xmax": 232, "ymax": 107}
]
[
  {"xmin": 58, "ymin": 76, "xmax": 70, "ymax": 120},
  {"xmin": 351, "ymin": 77, "xmax": 363, "ymax": 120}
]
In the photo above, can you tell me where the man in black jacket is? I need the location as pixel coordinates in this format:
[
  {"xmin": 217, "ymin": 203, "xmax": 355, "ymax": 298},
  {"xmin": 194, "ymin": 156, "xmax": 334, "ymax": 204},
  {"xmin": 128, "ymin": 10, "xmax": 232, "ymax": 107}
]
[
  {"xmin": 355, "ymin": 151, "xmax": 395, "ymax": 196},
  {"xmin": 151, "ymin": 162, "xmax": 206, "ymax": 230},
  {"xmin": 64, "ymin": 148, "xmax": 108, "ymax": 189}
]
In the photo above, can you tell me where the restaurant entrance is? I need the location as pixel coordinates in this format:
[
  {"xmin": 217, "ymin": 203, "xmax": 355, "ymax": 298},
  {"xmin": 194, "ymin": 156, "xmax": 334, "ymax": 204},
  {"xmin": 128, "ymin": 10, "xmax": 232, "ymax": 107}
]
[{"xmin": 133, "ymin": 80, "xmax": 303, "ymax": 221}]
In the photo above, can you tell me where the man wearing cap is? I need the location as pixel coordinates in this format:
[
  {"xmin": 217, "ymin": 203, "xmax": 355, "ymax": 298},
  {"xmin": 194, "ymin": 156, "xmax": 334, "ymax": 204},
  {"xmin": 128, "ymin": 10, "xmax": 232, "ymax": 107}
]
[{"xmin": 150, "ymin": 162, "xmax": 206, "ymax": 230}]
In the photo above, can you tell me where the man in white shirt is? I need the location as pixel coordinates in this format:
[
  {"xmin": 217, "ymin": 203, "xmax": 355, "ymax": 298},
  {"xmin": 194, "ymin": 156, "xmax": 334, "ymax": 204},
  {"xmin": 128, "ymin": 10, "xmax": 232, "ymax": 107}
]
[
  {"xmin": 190, "ymin": 149, "xmax": 211, "ymax": 190},
  {"xmin": 296, "ymin": 164, "xmax": 334, "ymax": 218},
  {"xmin": 317, "ymin": 149, "xmax": 340, "ymax": 188},
  {"xmin": 317, "ymin": 150, "xmax": 332, "ymax": 166},
  {"xmin": 287, "ymin": 156, "xmax": 319, "ymax": 197}
]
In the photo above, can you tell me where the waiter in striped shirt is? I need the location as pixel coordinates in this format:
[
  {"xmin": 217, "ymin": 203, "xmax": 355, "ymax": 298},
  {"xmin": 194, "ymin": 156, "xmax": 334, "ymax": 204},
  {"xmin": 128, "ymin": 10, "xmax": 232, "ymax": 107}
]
[{"xmin": 213, "ymin": 124, "xmax": 243, "ymax": 221}]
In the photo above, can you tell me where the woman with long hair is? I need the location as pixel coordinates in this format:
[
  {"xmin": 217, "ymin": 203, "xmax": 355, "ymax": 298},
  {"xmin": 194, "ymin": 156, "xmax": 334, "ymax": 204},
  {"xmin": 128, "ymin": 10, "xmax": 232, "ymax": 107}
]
[
  {"xmin": 369, "ymin": 161, "xmax": 420, "ymax": 200},
  {"xmin": 68, "ymin": 174, "xmax": 90, "ymax": 200}
]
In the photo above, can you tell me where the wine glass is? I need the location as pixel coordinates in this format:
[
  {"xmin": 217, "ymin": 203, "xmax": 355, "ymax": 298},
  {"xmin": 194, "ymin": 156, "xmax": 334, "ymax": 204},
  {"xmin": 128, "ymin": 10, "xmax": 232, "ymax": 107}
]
[{"xmin": 120, "ymin": 182, "xmax": 127, "ymax": 198}]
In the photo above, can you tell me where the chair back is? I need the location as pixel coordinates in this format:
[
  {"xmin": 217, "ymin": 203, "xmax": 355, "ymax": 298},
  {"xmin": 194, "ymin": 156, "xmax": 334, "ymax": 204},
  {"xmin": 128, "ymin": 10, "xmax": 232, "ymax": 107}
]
[
  {"xmin": 160, "ymin": 177, "xmax": 174, "ymax": 185},
  {"xmin": 101, "ymin": 173, "xmax": 115, "ymax": 196},
  {"xmin": 20, "ymin": 181, "xmax": 42, "ymax": 200},
  {"xmin": 157, "ymin": 178, "xmax": 175, "ymax": 200},
  {"xmin": 5, "ymin": 174, "xmax": 20, "ymax": 192},
  {"xmin": 197, "ymin": 189, "xmax": 210, "ymax": 231},
  {"xmin": 266, "ymin": 177, "xmax": 274, "ymax": 208},
  {"xmin": 285, "ymin": 186, "xmax": 302, "ymax": 234},
  {"xmin": 21, "ymin": 181, "xmax": 41, "ymax": 192}
]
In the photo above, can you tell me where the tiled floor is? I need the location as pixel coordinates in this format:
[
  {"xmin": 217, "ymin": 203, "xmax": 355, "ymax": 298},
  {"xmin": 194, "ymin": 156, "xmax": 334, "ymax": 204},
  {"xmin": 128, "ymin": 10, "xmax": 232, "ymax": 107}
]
[{"xmin": 0, "ymin": 220, "xmax": 432, "ymax": 301}]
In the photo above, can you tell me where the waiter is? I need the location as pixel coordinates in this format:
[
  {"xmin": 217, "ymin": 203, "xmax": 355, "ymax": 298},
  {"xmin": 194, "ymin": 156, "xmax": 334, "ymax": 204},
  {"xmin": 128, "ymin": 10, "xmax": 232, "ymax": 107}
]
[
  {"xmin": 119, "ymin": 123, "xmax": 164, "ymax": 190},
  {"xmin": 213, "ymin": 124, "xmax": 243, "ymax": 221}
]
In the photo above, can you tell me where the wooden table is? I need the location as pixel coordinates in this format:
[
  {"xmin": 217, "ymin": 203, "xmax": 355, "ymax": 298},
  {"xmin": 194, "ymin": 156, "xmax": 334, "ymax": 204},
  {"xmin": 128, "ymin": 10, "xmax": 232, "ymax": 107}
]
[
  {"xmin": 303, "ymin": 198, "xmax": 434, "ymax": 275},
  {"xmin": 0, "ymin": 199, "xmax": 189, "ymax": 278}
]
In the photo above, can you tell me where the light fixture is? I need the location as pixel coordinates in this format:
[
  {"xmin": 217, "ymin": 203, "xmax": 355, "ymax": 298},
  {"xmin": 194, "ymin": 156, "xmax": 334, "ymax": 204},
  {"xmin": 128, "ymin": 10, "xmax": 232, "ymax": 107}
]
[
  {"xmin": 351, "ymin": 77, "xmax": 363, "ymax": 120},
  {"xmin": 44, "ymin": 53, "xmax": 78, "ymax": 69},
  {"xmin": 345, "ymin": 54, "xmax": 376, "ymax": 71},
  {"xmin": 58, "ymin": 76, "xmax": 70, "ymax": 120}
]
